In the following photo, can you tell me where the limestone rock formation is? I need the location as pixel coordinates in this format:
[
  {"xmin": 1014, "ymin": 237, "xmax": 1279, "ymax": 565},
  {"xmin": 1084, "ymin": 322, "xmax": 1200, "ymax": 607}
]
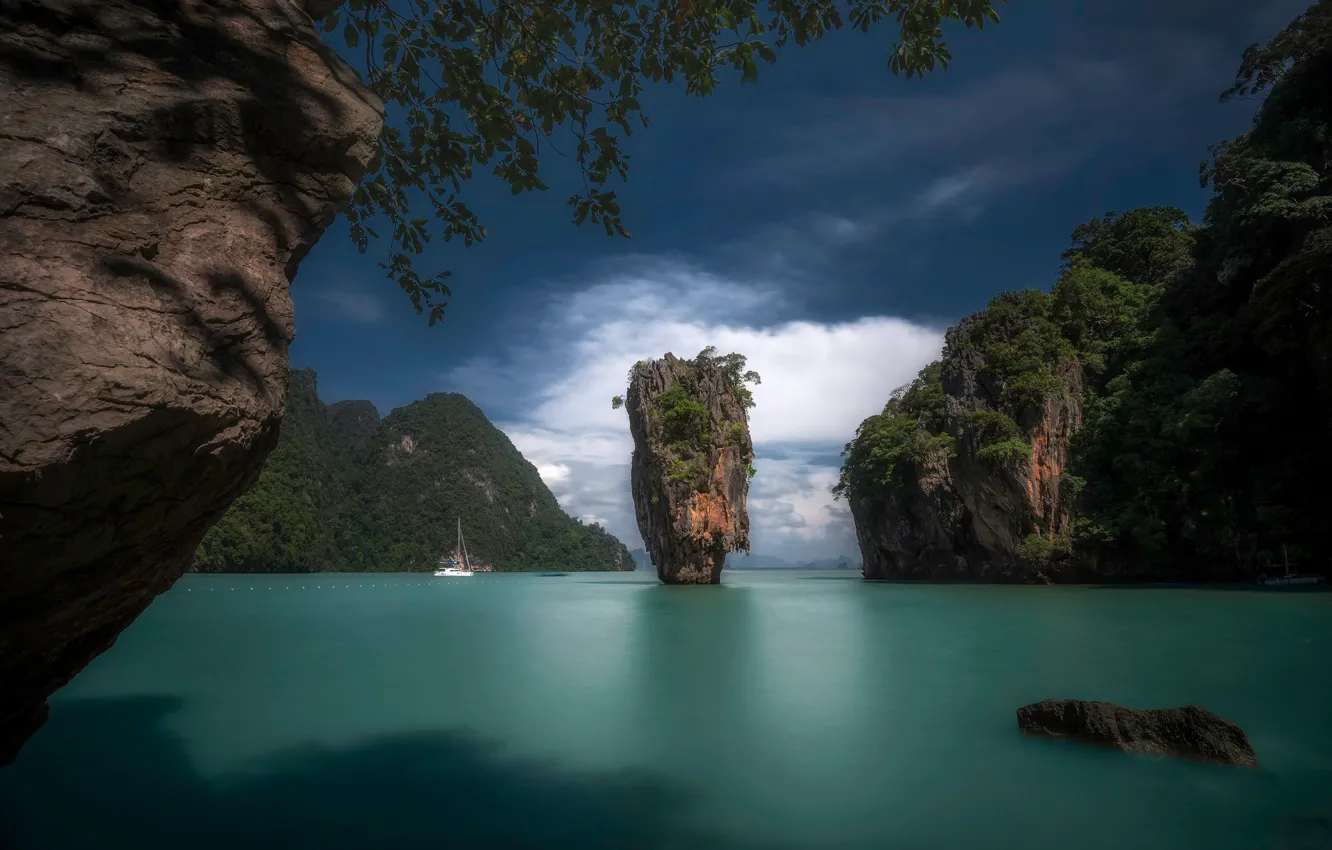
[
  {"xmin": 1016, "ymin": 698, "xmax": 1260, "ymax": 768},
  {"xmin": 624, "ymin": 352, "xmax": 755, "ymax": 584},
  {"xmin": 0, "ymin": 0, "xmax": 383, "ymax": 763},
  {"xmin": 851, "ymin": 352, "xmax": 1082, "ymax": 583}
]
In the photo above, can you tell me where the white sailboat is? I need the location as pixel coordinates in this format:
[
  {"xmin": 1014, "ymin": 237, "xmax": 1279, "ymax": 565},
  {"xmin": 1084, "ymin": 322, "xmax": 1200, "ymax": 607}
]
[
  {"xmin": 434, "ymin": 518, "xmax": 475, "ymax": 577},
  {"xmin": 1260, "ymin": 545, "xmax": 1323, "ymax": 586}
]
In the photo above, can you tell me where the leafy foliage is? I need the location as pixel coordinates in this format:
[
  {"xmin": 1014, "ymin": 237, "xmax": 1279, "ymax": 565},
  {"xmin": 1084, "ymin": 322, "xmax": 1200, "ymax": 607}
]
[
  {"xmin": 724, "ymin": 422, "xmax": 746, "ymax": 445},
  {"xmin": 656, "ymin": 382, "xmax": 713, "ymax": 446},
  {"xmin": 695, "ymin": 345, "xmax": 762, "ymax": 408},
  {"xmin": 960, "ymin": 410, "xmax": 1030, "ymax": 466},
  {"xmin": 320, "ymin": 0, "xmax": 1006, "ymax": 323},
  {"xmin": 1014, "ymin": 531, "xmax": 1070, "ymax": 565},
  {"xmin": 1070, "ymin": 5, "xmax": 1332, "ymax": 576},
  {"xmin": 1220, "ymin": 0, "xmax": 1332, "ymax": 101},
  {"xmin": 194, "ymin": 370, "xmax": 633, "ymax": 572},
  {"xmin": 832, "ymin": 362, "xmax": 954, "ymax": 502},
  {"xmin": 961, "ymin": 290, "xmax": 1076, "ymax": 407},
  {"xmin": 838, "ymin": 1, "xmax": 1332, "ymax": 578},
  {"xmin": 959, "ymin": 409, "xmax": 1020, "ymax": 446},
  {"xmin": 666, "ymin": 458, "xmax": 706, "ymax": 482},
  {"xmin": 1060, "ymin": 206, "xmax": 1196, "ymax": 289},
  {"xmin": 975, "ymin": 438, "xmax": 1031, "ymax": 466}
]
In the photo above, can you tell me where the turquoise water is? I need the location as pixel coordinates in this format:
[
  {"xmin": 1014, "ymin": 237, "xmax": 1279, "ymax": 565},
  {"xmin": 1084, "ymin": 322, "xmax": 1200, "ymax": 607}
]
[{"xmin": 1, "ymin": 571, "xmax": 1330, "ymax": 849}]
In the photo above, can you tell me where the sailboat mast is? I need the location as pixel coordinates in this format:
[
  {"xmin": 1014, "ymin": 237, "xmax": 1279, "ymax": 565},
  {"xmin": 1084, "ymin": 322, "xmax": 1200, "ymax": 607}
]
[{"xmin": 456, "ymin": 516, "xmax": 470, "ymax": 569}]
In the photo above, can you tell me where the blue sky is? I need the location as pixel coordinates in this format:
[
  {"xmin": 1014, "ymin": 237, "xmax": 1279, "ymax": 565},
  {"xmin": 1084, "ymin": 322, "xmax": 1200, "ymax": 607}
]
[{"xmin": 290, "ymin": 0, "xmax": 1306, "ymax": 561}]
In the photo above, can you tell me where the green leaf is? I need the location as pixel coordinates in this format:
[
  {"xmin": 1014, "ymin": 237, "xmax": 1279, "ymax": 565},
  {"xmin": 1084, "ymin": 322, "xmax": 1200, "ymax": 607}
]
[{"xmin": 338, "ymin": 0, "xmax": 1006, "ymax": 325}]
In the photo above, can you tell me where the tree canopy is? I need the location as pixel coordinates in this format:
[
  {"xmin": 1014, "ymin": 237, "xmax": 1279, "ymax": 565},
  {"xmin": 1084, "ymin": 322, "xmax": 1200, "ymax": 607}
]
[
  {"xmin": 319, "ymin": 0, "xmax": 1006, "ymax": 323},
  {"xmin": 834, "ymin": 0, "xmax": 1332, "ymax": 578}
]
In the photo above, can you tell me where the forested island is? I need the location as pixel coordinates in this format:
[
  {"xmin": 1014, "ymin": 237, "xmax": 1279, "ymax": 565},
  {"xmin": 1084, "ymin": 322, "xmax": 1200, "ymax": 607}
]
[
  {"xmin": 193, "ymin": 369, "xmax": 633, "ymax": 573},
  {"xmin": 836, "ymin": 8, "xmax": 1331, "ymax": 582}
]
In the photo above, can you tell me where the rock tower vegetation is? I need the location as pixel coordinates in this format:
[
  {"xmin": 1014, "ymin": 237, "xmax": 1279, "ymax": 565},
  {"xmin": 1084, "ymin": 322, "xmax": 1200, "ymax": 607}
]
[
  {"xmin": 837, "ymin": 0, "xmax": 1332, "ymax": 582},
  {"xmin": 615, "ymin": 348, "xmax": 758, "ymax": 584}
]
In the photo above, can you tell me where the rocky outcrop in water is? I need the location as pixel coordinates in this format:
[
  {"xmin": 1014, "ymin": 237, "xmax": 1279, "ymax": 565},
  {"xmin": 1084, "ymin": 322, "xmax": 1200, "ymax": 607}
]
[
  {"xmin": 623, "ymin": 352, "xmax": 755, "ymax": 584},
  {"xmin": 1016, "ymin": 699, "xmax": 1259, "ymax": 767},
  {"xmin": 850, "ymin": 349, "xmax": 1082, "ymax": 583},
  {"xmin": 0, "ymin": 0, "xmax": 383, "ymax": 763}
]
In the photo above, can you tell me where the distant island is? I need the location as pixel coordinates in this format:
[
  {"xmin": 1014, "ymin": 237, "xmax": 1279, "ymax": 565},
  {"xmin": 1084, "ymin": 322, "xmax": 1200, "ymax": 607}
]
[{"xmin": 192, "ymin": 369, "xmax": 634, "ymax": 573}]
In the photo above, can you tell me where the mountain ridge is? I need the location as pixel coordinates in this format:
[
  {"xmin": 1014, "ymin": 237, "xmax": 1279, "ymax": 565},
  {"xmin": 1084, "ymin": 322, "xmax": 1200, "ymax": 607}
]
[{"xmin": 194, "ymin": 369, "xmax": 634, "ymax": 573}]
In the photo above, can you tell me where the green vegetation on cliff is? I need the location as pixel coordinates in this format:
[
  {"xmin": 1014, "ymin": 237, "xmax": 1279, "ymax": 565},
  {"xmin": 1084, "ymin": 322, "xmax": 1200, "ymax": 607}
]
[
  {"xmin": 831, "ymin": 361, "xmax": 953, "ymax": 503},
  {"xmin": 837, "ymin": 0, "xmax": 1332, "ymax": 579},
  {"xmin": 615, "ymin": 346, "xmax": 761, "ymax": 483},
  {"xmin": 194, "ymin": 370, "xmax": 632, "ymax": 573}
]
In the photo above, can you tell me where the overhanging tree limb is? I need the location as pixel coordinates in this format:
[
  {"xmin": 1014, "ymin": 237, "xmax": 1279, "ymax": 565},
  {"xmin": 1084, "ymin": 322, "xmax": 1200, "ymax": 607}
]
[{"xmin": 321, "ymin": 0, "xmax": 1006, "ymax": 324}]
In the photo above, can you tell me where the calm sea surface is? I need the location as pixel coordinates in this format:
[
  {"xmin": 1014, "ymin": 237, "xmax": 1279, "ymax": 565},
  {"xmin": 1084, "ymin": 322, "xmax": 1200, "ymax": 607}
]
[{"xmin": 1, "ymin": 571, "xmax": 1329, "ymax": 850}]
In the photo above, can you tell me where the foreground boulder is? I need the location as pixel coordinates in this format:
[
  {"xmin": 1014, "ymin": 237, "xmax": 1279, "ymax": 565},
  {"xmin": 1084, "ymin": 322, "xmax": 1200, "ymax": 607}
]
[
  {"xmin": 620, "ymin": 350, "xmax": 756, "ymax": 584},
  {"xmin": 0, "ymin": 0, "xmax": 383, "ymax": 763},
  {"xmin": 1016, "ymin": 698, "xmax": 1259, "ymax": 767}
]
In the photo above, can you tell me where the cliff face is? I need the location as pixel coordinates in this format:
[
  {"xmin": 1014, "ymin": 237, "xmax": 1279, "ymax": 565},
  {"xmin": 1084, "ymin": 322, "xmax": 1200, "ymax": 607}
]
[
  {"xmin": 626, "ymin": 353, "xmax": 754, "ymax": 584},
  {"xmin": 853, "ymin": 353, "xmax": 1082, "ymax": 582},
  {"xmin": 0, "ymin": 0, "xmax": 383, "ymax": 763},
  {"xmin": 194, "ymin": 371, "xmax": 635, "ymax": 573}
]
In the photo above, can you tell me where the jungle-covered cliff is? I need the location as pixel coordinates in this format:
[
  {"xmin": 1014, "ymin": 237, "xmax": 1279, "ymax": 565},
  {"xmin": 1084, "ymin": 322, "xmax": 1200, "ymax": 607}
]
[
  {"xmin": 838, "ymin": 3, "xmax": 1332, "ymax": 581},
  {"xmin": 194, "ymin": 369, "xmax": 633, "ymax": 572}
]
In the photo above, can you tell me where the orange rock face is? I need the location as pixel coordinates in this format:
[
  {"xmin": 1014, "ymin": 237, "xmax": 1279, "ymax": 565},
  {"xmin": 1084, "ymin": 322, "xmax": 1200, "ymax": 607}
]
[{"xmin": 1024, "ymin": 374, "xmax": 1083, "ymax": 537}]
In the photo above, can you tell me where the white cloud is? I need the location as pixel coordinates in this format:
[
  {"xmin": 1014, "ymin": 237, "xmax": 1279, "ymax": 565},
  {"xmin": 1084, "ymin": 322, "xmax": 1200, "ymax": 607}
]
[
  {"xmin": 902, "ymin": 150, "xmax": 1091, "ymax": 221},
  {"xmin": 535, "ymin": 462, "xmax": 572, "ymax": 486},
  {"xmin": 447, "ymin": 261, "xmax": 943, "ymax": 560},
  {"xmin": 313, "ymin": 286, "xmax": 385, "ymax": 324}
]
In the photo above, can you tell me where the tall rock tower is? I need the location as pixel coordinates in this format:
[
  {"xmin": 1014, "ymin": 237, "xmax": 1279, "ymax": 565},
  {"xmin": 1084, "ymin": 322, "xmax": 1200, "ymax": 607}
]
[{"xmin": 616, "ymin": 348, "xmax": 758, "ymax": 584}]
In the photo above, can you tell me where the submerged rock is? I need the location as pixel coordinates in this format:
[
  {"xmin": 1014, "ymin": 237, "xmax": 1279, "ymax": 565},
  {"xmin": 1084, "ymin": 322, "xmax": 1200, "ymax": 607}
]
[
  {"xmin": 1016, "ymin": 698, "xmax": 1259, "ymax": 767},
  {"xmin": 0, "ymin": 0, "xmax": 383, "ymax": 763},
  {"xmin": 621, "ymin": 350, "xmax": 756, "ymax": 584}
]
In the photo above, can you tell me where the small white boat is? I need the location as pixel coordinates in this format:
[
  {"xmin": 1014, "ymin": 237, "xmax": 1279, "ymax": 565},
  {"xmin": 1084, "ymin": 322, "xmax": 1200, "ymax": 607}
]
[
  {"xmin": 1259, "ymin": 545, "xmax": 1323, "ymax": 586},
  {"xmin": 1262, "ymin": 574, "xmax": 1323, "ymax": 586},
  {"xmin": 434, "ymin": 518, "xmax": 475, "ymax": 577}
]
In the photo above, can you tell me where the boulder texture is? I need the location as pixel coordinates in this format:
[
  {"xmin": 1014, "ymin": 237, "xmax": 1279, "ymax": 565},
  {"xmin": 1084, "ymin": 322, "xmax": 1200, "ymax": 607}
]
[
  {"xmin": 852, "ymin": 353, "xmax": 1083, "ymax": 582},
  {"xmin": 0, "ymin": 0, "xmax": 383, "ymax": 763},
  {"xmin": 625, "ymin": 353, "xmax": 754, "ymax": 584},
  {"xmin": 1016, "ymin": 698, "xmax": 1260, "ymax": 768}
]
